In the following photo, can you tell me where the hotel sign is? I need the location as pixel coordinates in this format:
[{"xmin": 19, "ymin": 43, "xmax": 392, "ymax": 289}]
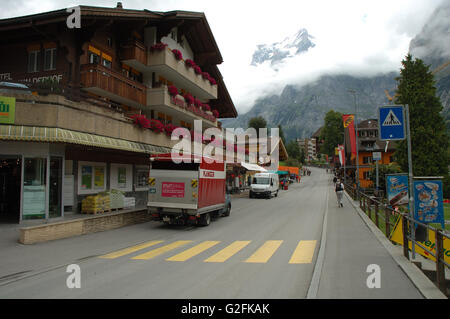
[{"xmin": 0, "ymin": 96, "xmax": 15, "ymax": 124}]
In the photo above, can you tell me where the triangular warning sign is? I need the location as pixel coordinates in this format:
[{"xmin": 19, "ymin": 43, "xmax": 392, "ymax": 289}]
[{"xmin": 382, "ymin": 110, "xmax": 401, "ymax": 126}]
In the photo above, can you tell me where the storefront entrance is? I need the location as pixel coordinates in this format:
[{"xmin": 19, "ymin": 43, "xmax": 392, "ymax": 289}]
[{"xmin": 0, "ymin": 157, "xmax": 21, "ymax": 223}]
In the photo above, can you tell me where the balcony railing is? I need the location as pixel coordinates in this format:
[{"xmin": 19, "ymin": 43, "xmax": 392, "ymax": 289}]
[
  {"xmin": 146, "ymin": 86, "xmax": 217, "ymax": 127},
  {"xmin": 80, "ymin": 63, "xmax": 146, "ymax": 107}
]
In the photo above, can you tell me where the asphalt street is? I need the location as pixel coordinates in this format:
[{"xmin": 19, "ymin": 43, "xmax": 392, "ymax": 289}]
[{"xmin": 0, "ymin": 167, "xmax": 423, "ymax": 299}]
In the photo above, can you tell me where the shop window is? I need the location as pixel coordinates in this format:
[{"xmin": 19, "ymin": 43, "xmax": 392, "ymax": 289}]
[
  {"xmin": 28, "ymin": 50, "xmax": 40, "ymax": 73},
  {"xmin": 135, "ymin": 166, "xmax": 150, "ymax": 191},
  {"xmin": 363, "ymin": 171, "xmax": 371, "ymax": 180},
  {"xmin": 44, "ymin": 48, "xmax": 57, "ymax": 71},
  {"xmin": 78, "ymin": 162, "xmax": 106, "ymax": 195},
  {"xmin": 23, "ymin": 158, "xmax": 46, "ymax": 220}
]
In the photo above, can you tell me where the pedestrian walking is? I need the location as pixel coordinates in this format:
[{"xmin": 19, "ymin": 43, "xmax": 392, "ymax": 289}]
[
  {"xmin": 335, "ymin": 179, "xmax": 344, "ymax": 207},
  {"xmin": 333, "ymin": 176, "xmax": 338, "ymax": 184}
]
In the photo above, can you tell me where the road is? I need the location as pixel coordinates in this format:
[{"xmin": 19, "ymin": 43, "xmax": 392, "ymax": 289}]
[{"xmin": 0, "ymin": 167, "xmax": 422, "ymax": 299}]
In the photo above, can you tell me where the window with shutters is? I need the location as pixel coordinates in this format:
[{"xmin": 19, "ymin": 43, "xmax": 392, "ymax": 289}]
[
  {"xmin": 28, "ymin": 51, "xmax": 40, "ymax": 73},
  {"xmin": 44, "ymin": 48, "xmax": 57, "ymax": 71}
]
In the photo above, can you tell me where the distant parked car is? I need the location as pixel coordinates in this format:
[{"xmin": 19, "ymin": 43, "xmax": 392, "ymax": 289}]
[{"xmin": 0, "ymin": 82, "xmax": 33, "ymax": 95}]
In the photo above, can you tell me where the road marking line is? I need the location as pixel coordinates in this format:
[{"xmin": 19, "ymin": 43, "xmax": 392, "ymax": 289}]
[
  {"xmin": 289, "ymin": 240, "xmax": 317, "ymax": 264},
  {"xmin": 204, "ymin": 241, "xmax": 251, "ymax": 263},
  {"xmin": 244, "ymin": 240, "xmax": 283, "ymax": 263},
  {"xmin": 167, "ymin": 241, "xmax": 220, "ymax": 262},
  {"xmin": 99, "ymin": 241, "xmax": 164, "ymax": 259},
  {"xmin": 131, "ymin": 241, "xmax": 192, "ymax": 260}
]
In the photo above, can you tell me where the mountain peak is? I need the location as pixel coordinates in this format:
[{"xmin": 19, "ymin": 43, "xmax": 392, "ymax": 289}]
[{"xmin": 250, "ymin": 27, "xmax": 315, "ymax": 67}]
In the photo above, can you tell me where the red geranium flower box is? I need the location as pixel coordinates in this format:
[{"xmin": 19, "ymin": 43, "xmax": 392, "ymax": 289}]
[
  {"xmin": 212, "ymin": 110, "xmax": 219, "ymax": 118},
  {"xmin": 194, "ymin": 98, "xmax": 203, "ymax": 108},
  {"xmin": 194, "ymin": 65, "xmax": 202, "ymax": 74},
  {"xmin": 208, "ymin": 77, "xmax": 217, "ymax": 85},
  {"xmin": 185, "ymin": 59, "xmax": 196, "ymax": 68},
  {"xmin": 183, "ymin": 93, "xmax": 194, "ymax": 106},
  {"xmin": 202, "ymin": 72, "xmax": 210, "ymax": 80},
  {"xmin": 168, "ymin": 85, "xmax": 179, "ymax": 97},
  {"xmin": 172, "ymin": 49, "xmax": 183, "ymax": 60},
  {"xmin": 164, "ymin": 123, "xmax": 178, "ymax": 136},
  {"xmin": 149, "ymin": 119, "xmax": 165, "ymax": 133},
  {"xmin": 150, "ymin": 42, "xmax": 167, "ymax": 52},
  {"xmin": 202, "ymin": 104, "xmax": 211, "ymax": 112},
  {"xmin": 130, "ymin": 114, "xmax": 150, "ymax": 129}
]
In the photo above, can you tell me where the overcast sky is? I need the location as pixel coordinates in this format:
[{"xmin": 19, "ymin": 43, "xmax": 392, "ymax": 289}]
[{"xmin": 0, "ymin": 0, "xmax": 446, "ymax": 113}]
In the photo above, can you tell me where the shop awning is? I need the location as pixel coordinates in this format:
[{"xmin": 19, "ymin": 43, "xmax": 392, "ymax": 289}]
[
  {"xmin": 0, "ymin": 125, "xmax": 172, "ymax": 154},
  {"xmin": 275, "ymin": 170, "xmax": 289, "ymax": 175},
  {"xmin": 278, "ymin": 166, "xmax": 300, "ymax": 175},
  {"xmin": 240, "ymin": 162, "xmax": 267, "ymax": 172}
]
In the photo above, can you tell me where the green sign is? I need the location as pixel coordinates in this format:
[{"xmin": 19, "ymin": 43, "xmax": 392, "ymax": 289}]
[{"xmin": 0, "ymin": 96, "xmax": 15, "ymax": 124}]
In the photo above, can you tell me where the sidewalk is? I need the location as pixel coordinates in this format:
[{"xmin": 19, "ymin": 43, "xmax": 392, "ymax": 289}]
[{"xmin": 313, "ymin": 179, "xmax": 447, "ymax": 299}]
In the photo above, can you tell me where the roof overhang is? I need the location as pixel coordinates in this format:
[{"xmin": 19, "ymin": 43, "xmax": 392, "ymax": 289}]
[
  {"xmin": 0, "ymin": 125, "xmax": 171, "ymax": 154},
  {"xmin": 240, "ymin": 162, "xmax": 267, "ymax": 172}
]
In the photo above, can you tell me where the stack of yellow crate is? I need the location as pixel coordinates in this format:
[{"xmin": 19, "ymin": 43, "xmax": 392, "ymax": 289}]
[{"xmin": 81, "ymin": 194, "xmax": 111, "ymax": 214}]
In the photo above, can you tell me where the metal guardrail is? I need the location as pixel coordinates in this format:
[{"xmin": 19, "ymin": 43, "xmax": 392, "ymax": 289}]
[{"xmin": 343, "ymin": 181, "xmax": 449, "ymax": 295}]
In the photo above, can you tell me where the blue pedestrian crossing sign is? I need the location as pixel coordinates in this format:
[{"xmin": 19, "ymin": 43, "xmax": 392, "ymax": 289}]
[{"xmin": 378, "ymin": 106, "xmax": 406, "ymax": 140}]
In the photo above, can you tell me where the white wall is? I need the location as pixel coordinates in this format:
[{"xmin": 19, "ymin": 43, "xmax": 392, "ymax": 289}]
[{"xmin": 161, "ymin": 28, "xmax": 194, "ymax": 61}]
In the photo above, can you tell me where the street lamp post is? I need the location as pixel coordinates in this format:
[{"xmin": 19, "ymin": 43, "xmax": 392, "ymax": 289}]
[{"xmin": 348, "ymin": 89, "xmax": 360, "ymax": 198}]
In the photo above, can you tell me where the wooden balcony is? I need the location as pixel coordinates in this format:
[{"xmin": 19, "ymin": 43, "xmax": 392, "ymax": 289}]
[
  {"xmin": 80, "ymin": 63, "xmax": 146, "ymax": 108},
  {"xmin": 120, "ymin": 40, "xmax": 147, "ymax": 70}
]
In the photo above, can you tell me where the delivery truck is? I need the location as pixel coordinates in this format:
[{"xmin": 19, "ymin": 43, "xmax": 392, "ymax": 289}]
[{"xmin": 147, "ymin": 153, "xmax": 231, "ymax": 226}]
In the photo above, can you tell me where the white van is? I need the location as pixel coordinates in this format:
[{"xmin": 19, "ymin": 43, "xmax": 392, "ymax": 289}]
[{"xmin": 249, "ymin": 173, "xmax": 279, "ymax": 199}]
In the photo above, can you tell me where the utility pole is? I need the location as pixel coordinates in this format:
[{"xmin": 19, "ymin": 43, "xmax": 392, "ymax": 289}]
[{"xmin": 405, "ymin": 104, "xmax": 416, "ymax": 259}]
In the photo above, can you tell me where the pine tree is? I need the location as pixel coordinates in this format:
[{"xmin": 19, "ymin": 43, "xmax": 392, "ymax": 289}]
[{"xmin": 394, "ymin": 54, "xmax": 449, "ymax": 196}]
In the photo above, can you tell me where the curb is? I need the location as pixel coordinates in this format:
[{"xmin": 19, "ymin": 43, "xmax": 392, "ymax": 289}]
[
  {"xmin": 306, "ymin": 184, "xmax": 329, "ymax": 299},
  {"xmin": 343, "ymin": 191, "xmax": 447, "ymax": 299}
]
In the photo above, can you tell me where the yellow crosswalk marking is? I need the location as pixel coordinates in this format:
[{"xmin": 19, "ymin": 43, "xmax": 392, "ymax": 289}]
[
  {"xmin": 131, "ymin": 241, "xmax": 192, "ymax": 260},
  {"xmin": 99, "ymin": 241, "xmax": 164, "ymax": 259},
  {"xmin": 289, "ymin": 240, "xmax": 317, "ymax": 264},
  {"xmin": 244, "ymin": 240, "xmax": 283, "ymax": 263},
  {"xmin": 167, "ymin": 241, "xmax": 220, "ymax": 262},
  {"xmin": 204, "ymin": 241, "xmax": 251, "ymax": 263}
]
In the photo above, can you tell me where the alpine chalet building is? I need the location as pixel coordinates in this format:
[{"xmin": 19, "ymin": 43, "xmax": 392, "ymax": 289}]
[{"xmin": 0, "ymin": 3, "xmax": 237, "ymax": 224}]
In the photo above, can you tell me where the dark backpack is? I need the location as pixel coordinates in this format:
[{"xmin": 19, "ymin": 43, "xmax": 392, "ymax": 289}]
[{"xmin": 335, "ymin": 183, "xmax": 343, "ymax": 191}]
